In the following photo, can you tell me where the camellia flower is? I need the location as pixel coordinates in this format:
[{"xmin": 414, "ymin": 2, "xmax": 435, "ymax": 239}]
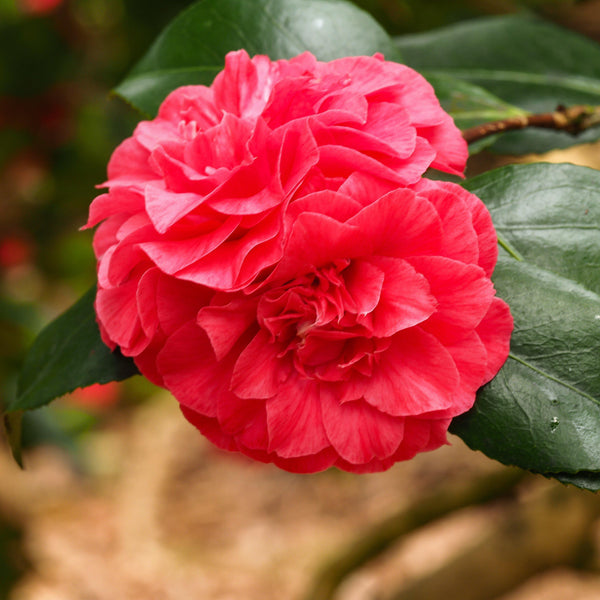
[{"xmin": 87, "ymin": 50, "xmax": 512, "ymax": 473}]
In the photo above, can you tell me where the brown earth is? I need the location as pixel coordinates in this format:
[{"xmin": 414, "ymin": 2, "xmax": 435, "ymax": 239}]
[{"xmin": 1, "ymin": 390, "xmax": 600, "ymax": 600}]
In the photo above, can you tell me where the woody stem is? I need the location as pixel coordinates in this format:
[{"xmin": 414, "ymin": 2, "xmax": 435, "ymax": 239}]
[{"xmin": 462, "ymin": 104, "xmax": 600, "ymax": 144}]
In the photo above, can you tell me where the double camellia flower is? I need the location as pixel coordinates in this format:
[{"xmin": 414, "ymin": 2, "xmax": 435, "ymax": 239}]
[{"xmin": 86, "ymin": 50, "xmax": 512, "ymax": 473}]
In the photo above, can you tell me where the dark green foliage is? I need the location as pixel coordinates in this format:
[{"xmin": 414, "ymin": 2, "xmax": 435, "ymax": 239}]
[
  {"xmin": 9, "ymin": 287, "xmax": 138, "ymax": 413},
  {"xmin": 396, "ymin": 15, "xmax": 600, "ymax": 153},
  {"xmin": 451, "ymin": 164, "xmax": 600, "ymax": 489},
  {"xmin": 115, "ymin": 0, "xmax": 402, "ymax": 116}
]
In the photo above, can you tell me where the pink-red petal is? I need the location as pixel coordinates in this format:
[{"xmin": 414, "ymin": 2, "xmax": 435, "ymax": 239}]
[
  {"xmin": 322, "ymin": 391, "xmax": 404, "ymax": 464},
  {"xmin": 363, "ymin": 328, "xmax": 459, "ymax": 417},
  {"xmin": 266, "ymin": 377, "xmax": 330, "ymax": 458}
]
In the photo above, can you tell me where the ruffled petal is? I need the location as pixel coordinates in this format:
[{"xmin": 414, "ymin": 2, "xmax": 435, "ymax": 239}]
[
  {"xmin": 408, "ymin": 256, "xmax": 495, "ymax": 343},
  {"xmin": 157, "ymin": 320, "xmax": 228, "ymax": 417},
  {"xmin": 180, "ymin": 407, "xmax": 238, "ymax": 453},
  {"xmin": 414, "ymin": 181, "xmax": 480, "ymax": 265},
  {"xmin": 363, "ymin": 328, "xmax": 460, "ymax": 417},
  {"xmin": 85, "ymin": 188, "xmax": 145, "ymax": 229},
  {"xmin": 266, "ymin": 376, "xmax": 330, "ymax": 458},
  {"xmin": 212, "ymin": 50, "xmax": 276, "ymax": 119},
  {"xmin": 197, "ymin": 296, "xmax": 257, "ymax": 361},
  {"xmin": 140, "ymin": 215, "xmax": 242, "ymax": 274},
  {"xmin": 420, "ymin": 115, "xmax": 468, "ymax": 177},
  {"xmin": 476, "ymin": 296, "xmax": 513, "ymax": 382},
  {"xmin": 231, "ymin": 330, "xmax": 290, "ymax": 399},
  {"xmin": 347, "ymin": 188, "xmax": 443, "ymax": 258},
  {"xmin": 106, "ymin": 137, "xmax": 154, "ymax": 183},
  {"xmin": 360, "ymin": 256, "xmax": 436, "ymax": 337},
  {"xmin": 322, "ymin": 391, "xmax": 404, "ymax": 464},
  {"xmin": 158, "ymin": 85, "xmax": 221, "ymax": 128},
  {"xmin": 96, "ymin": 280, "xmax": 145, "ymax": 355}
]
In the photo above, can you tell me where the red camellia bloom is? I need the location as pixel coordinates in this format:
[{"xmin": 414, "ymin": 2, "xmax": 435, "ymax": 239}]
[{"xmin": 87, "ymin": 51, "xmax": 512, "ymax": 472}]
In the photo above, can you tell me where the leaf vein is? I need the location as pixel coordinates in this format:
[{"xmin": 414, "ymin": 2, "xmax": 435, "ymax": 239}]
[
  {"xmin": 259, "ymin": 0, "xmax": 312, "ymax": 55},
  {"xmin": 426, "ymin": 68, "xmax": 600, "ymax": 96},
  {"xmin": 508, "ymin": 353, "xmax": 600, "ymax": 407}
]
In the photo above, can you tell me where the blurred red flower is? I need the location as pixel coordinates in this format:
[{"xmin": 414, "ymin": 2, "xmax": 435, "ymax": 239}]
[
  {"xmin": 66, "ymin": 382, "xmax": 120, "ymax": 410},
  {"xmin": 0, "ymin": 235, "xmax": 33, "ymax": 269},
  {"xmin": 19, "ymin": 0, "xmax": 63, "ymax": 15}
]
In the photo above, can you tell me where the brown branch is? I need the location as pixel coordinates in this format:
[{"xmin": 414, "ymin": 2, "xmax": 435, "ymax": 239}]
[
  {"xmin": 386, "ymin": 481, "xmax": 600, "ymax": 600},
  {"xmin": 462, "ymin": 104, "xmax": 600, "ymax": 144},
  {"xmin": 302, "ymin": 467, "xmax": 527, "ymax": 600}
]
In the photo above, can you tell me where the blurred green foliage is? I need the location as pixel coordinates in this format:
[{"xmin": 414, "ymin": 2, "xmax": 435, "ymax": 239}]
[
  {"xmin": 0, "ymin": 0, "xmax": 193, "ymax": 421},
  {"xmin": 353, "ymin": 0, "xmax": 581, "ymax": 34}
]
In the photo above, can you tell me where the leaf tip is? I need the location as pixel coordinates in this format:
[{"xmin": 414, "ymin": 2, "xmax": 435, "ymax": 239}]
[{"xmin": 2, "ymin": 411, "xmax": 24, "ymax": 469}]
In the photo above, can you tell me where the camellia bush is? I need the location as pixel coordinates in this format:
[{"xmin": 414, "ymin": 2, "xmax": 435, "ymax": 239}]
[{"xmin": 4, "ymin": 0, "xmax": 600, "ymax": 488}]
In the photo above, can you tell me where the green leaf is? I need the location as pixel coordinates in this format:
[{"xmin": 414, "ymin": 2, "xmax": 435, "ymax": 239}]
[
  {"xmin": 551, "ymin": 471, "xmax": 600, "ymax": 493},
  {"xmin": 9, "ymin": 287, "xmax": 139, "ymax": 413},
  {"xmin": 425, "ymin": 72, "xmax": 526, "ymax": 130},
  {"xmin": 464, "ymin": 163, "xmax": 600, "ymax": 296},
  {"xmin": 450, "ymin": 163, "xmax": 600, "ymax": 488},
  {"xmin": 115, "ymin": 0, "xmax": 401, "ymax": 117},
  {"xmin": 396, "ymin": 15, "xmax": 600, "ymax": 153}
]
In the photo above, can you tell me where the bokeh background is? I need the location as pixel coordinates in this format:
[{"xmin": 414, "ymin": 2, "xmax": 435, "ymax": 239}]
[{"xmin": 2, "ymin": 1, "xmax": 600, "ymax": 598}]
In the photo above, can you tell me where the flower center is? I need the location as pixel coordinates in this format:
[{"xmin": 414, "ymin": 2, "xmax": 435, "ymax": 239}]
[
  {"xmin": 257, "ymin": 260, "xmax": 383, "ymax": 381},
  {"xmin": 177, "ymin": 119, "xmax": 199, "ymax": 141}
]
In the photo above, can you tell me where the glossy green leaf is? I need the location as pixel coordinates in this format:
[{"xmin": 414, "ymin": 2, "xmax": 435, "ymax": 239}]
[
  {"xmin": 8, "ymin": 287, "xmax": 139, "ymax": 413},
  {"xmin": 115, "ymin": 0, "xmax": 401, "ymax": 117},
  {"xmin": 426, "ymin": 72, "xmax": 526, "ymax": 130},
  {"xmin": 464, "ymin": 163, "xmax": 600, "ymax": 296},
  {"xmin": 551, "ymin": 471, "xmax": 600, "ymax": 493},
  {"xmin": 450, "ymin": 163, "xmax": 600, "ymax": 489},
  {"xmin": 396, "ymin": 15, "xmax": 600, "ymax": 153}
]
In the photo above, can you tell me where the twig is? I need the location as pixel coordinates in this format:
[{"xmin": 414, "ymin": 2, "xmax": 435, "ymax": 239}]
[{"xmin": 462, "ymin": 104, "xmax": 600, "ymax": 144}]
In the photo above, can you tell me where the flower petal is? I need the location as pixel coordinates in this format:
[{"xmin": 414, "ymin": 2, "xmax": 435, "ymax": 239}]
[
  {"xmin": 157, "ymin": 320, "xmax": 227, "ymax": 417},
  {"xmin": 266, "ymin": 376, "xmax": 330, "ymax": 458},
  {"xmin": 213, "ymin": 50, "xmax": 275, "ymax": 119},
  {"xmin": 347, "ymin": 187, "xmax": 443, "ymax": 258},
  {"xmin": 408, "ymin": 256, "xmax": 495, "ymax": 343},
  {"xmin": 476, "ymin": 296, "xmax": 513, "ymax": 382},
  {"xmin": 96, "ymin": 280, "xmax": 144, "ymax": 355},
  {"xmin": 231, "ymin": 330, "xmax": 290, "ymax": 399},
  {"xmin": 197, "ymin": 296, "xmax": 257, "ymax": 361},
  {"xmin": 158, "ymin": 85, "xmax": 221, "ymax": 128},
  {"xmin": 140, "ymin": 215, "xmax": 242, "ymax": 274},
  {"xmin": 363, "ymin": 328, "xmax": 459, "ymax": 417},
  {"xmin": 322, "ymin": 391, "xmax": 404, "ymax": 464},
  {"xmin": 361, "ymin": 256, "xmax": 436, "ymax": 337}
]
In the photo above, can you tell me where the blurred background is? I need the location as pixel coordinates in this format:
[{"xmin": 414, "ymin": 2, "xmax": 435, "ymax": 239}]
[{"xmin": 2, "ymin": 1, "xmax": 600, "ymax": 599}]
